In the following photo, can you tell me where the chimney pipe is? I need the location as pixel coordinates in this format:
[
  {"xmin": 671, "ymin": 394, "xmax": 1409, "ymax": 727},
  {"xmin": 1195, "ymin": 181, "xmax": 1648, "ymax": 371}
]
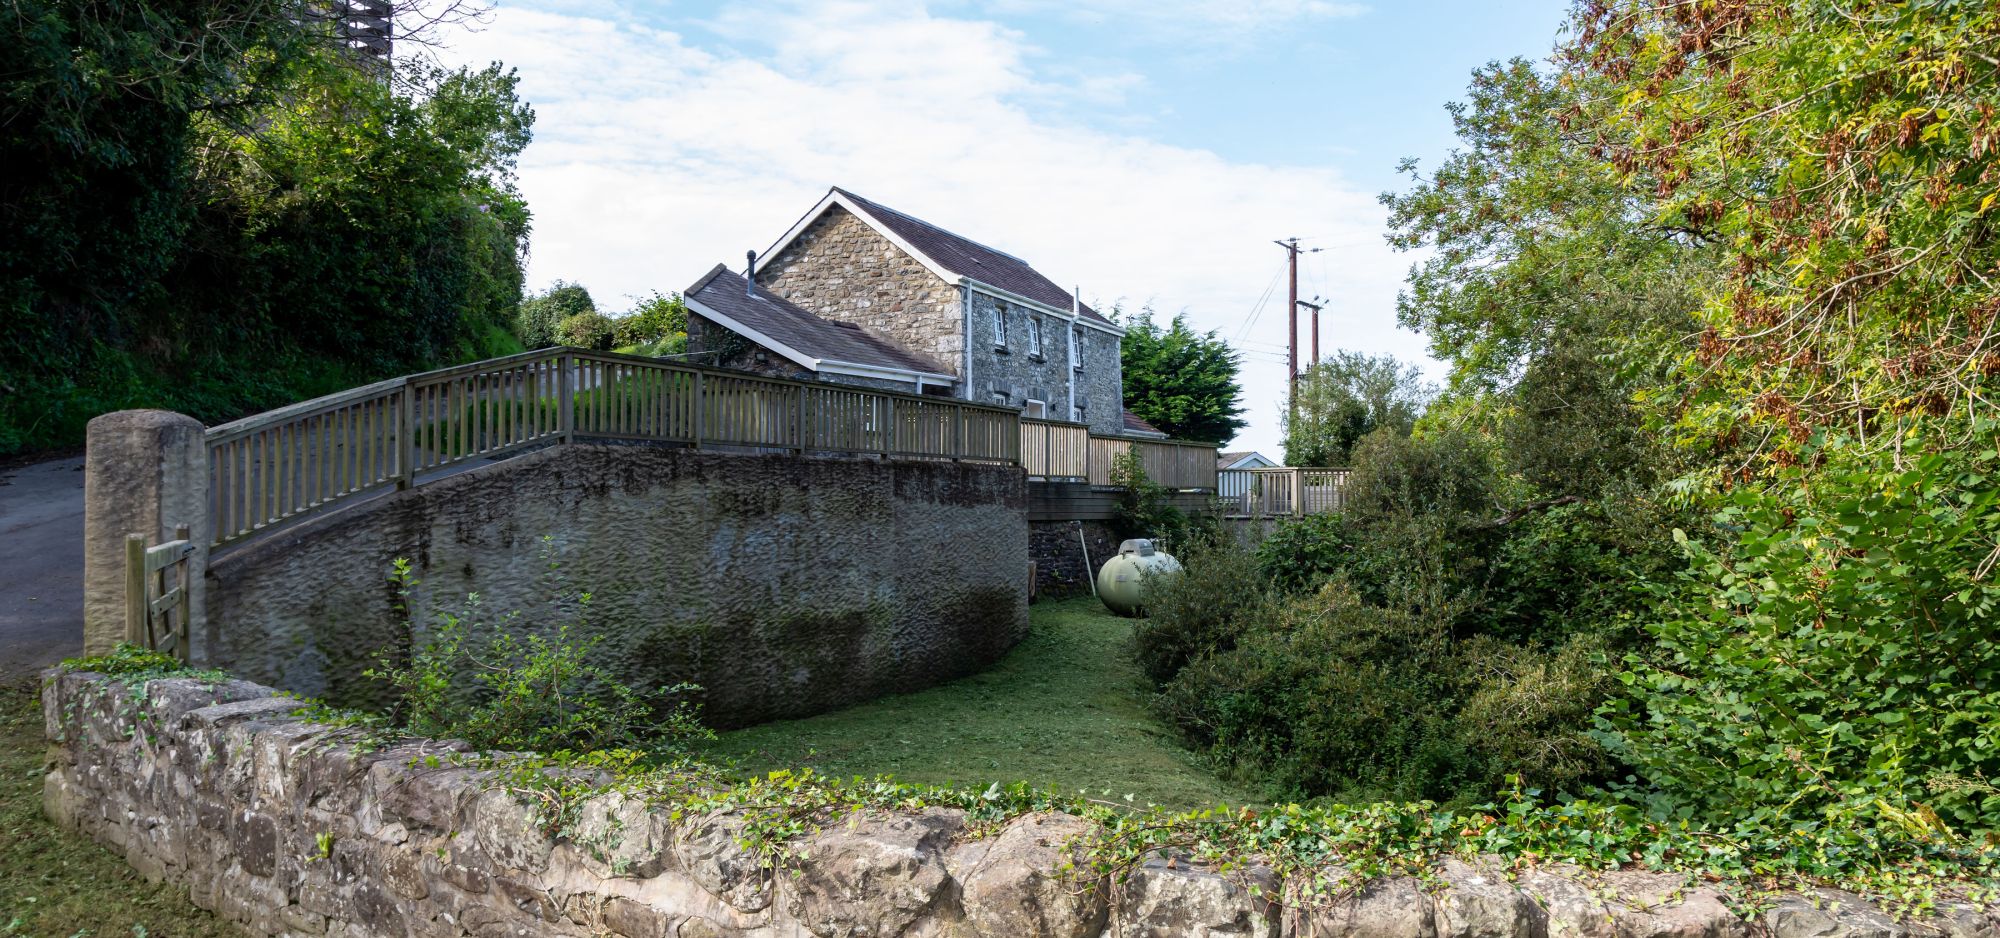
[{"xmin": 744, "ymin": 250, "xmax": 757, "ymax": 295}]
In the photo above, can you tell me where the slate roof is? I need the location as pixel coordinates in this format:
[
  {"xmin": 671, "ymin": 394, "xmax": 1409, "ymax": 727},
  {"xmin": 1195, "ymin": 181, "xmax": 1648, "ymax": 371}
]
[
  {"xmin": 685, "ymin": 265, "xmax": 949, "ymax": 376},
  {"xmin": 831, "ymin": 188, "xmax": 1115, "ymax": 327},
  {"xmin": 1121, "ymin": 410, "xmax": 1167, "ymax": 437}
]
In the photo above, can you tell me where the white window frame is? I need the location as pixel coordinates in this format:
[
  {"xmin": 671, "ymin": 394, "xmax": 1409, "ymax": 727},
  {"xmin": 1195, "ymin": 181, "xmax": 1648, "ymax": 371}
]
[
  {"xmin": 1025, "ymin": 398, "xmax": 1048, "ymax": 419},
  {"xmin": 1071, "ymin": 328, "xmax": 1084, "ymax": 370},
  {"xmin": 1028, "ymin": 317, "xmax": 1043, "ymax": 358},
  {"xmin": 992, "ymin": 302, "xmax": 1008, "ymax": 348},
  {"xmin": 1071, "ymin": 397, "xmax": 1085, "ymax": 422}
]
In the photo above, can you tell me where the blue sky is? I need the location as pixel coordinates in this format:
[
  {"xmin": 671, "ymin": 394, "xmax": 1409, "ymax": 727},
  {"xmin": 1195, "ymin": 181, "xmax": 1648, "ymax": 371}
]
[{"xmin": 441, "ymin": 0, "xmax": 1571, "ymax": 455}]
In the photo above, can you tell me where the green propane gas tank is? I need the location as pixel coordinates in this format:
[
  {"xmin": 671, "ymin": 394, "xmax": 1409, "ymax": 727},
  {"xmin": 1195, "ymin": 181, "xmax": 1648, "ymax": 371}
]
[{"xmin": 1095, "ymin": 539, "xmax": 1183, "ymax": 617}]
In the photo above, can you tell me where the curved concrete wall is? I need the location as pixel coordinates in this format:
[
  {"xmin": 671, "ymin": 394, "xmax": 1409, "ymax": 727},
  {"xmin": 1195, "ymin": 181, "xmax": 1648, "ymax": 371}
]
[{"xmin": 202, "ymin": 444, "xmax": 1029, "ymax": 727}]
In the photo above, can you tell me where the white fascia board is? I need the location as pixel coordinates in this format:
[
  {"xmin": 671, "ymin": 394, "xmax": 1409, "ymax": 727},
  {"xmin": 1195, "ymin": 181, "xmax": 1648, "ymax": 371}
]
[
  {"xmin": 762, "ymin": 190, "xmax": 962, "ymax": 288},
  {"xmin": 819, "ymin": 359, "xmax": 956, "ymax": 384},
  {"xmin": 962, "ymin": 279, "xmax": 1125, "ymax": 338},
  {"xmin": 683, "ymin": 296, "xmax": 819, "ymax": 373}
]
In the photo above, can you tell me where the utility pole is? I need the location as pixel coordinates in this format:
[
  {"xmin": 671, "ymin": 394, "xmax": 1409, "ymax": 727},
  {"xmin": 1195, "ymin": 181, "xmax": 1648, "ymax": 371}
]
[
  {"xmin": 1299, "ymin": 298, "xmax": 1324, "ymax": 369},
  {"xmin": 1272, "ymin": 239, "xmax": 1322, "ymax": 413},
  {"xmin": 1275, "ymin": 239, "xmax": 1301, "ymax": 403}
]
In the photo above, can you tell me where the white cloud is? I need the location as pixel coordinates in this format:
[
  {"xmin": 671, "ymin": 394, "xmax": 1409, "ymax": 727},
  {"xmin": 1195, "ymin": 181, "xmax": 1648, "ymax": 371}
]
[
  {"xmin": 443, "ymin": 0, "xmax": 1428, "ymax": 455},
  {"xmin": 970, "ymin": 0, "xmax": 1369, "ymax": 42}
]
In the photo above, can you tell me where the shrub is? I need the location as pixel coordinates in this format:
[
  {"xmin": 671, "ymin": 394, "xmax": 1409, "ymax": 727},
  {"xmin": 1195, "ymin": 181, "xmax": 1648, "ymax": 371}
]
[
  {"xmin": 1253, "ymin": 513, "xmax": 1362, "ymax": 594},
  {"xmin": 1156, "ymin": 583, "xmax": 1482, "ymax": 802},
  {"xmin": 517, "ymin": 281, "xmax": 595, "ymax": 349},
  {"xmin": 614, "ymin": 291, "xmax": 688, "ymax": 349},
  {"xmin": 1132, "ymin": 537, "xmax": 1273, "ymax": 687},
  {"xmin": 1600, "ymin": 437, "xmax": 2000, "ymax": 833},
  {"xmin": 1108, "ymin": 449, "xmax": 1192, "ymax": 544},
  {"xmin": 556, "ymin": 311, "xmax": 616, "ymax": 351},
  {"xmin": 1457, "ymin": 634, "xmax": 1614, "ymax": 793},
  {"xmin": 368, "ymin": 557, "xmax": 710, "ymax": 759}
]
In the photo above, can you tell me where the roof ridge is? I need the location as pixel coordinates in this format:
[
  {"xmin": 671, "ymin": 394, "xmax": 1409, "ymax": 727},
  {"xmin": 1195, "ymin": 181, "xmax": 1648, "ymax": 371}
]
[{"xmin": 832, "ymin": 187, "xmax": 1034, "ymax": 267}]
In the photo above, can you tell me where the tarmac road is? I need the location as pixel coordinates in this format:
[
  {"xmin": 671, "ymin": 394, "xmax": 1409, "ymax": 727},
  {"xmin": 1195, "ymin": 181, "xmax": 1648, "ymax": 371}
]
[{"xmin": 0, "ymin": 455, "xmax": 84, "ymax": 678}]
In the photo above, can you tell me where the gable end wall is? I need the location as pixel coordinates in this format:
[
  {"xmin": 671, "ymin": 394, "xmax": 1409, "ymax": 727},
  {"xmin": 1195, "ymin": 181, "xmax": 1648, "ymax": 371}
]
[{"xmin": 758, "ymin": 206, "xmax": 965, "ymax": 377}]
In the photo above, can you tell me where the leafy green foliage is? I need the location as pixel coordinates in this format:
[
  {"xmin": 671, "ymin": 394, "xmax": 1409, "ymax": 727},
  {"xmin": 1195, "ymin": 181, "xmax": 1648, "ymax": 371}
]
[
  {"xmin": 1117, "ymin": 307, "xmax": 1247, "ymax": 445},
  {"xmin": 1282, "ymin": 352, "xmax": 1431, "ymax": 467},
  {"xmin": 1601, "ymin": 437, "xmax": 2000, "ymax": 833},
  {"xmin": 516, "ymin": 281, "xmax": 596, "ymax": 350},
  {"xmin": 556, "ymin": 312, "xmax": 617, "ymax": 351},
  {"xmin": 368, "ymin": 557, "xmax": 711, "ymax": 760},
  {"xmin": 1571, "ymin": 1, "xmax": 2000, "ymax": 454},
  {"xmin": 1107, "ymin": 449, "xmax": 1194, "ymax": 543},
  {"xmin": 0, "ymin": 0, "xmax": 536, "ymax": 455},
  {"xmin": 1380, "ymin": 58, "xmax": 1707, "ymax": 393},
  {"xmin": 615, "ymin": 291, "xmax": 689, "ymax": 353}
]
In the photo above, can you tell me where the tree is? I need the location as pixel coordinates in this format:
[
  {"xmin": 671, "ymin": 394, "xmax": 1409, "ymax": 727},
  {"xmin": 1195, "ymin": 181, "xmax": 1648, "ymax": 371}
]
[
  {"xmin": 1570, "ymin": 1, "xmax": 2000, "ymax": 465},
  {"xmin": 0, "ymin": 0, "xmax": 536, "ymax": 454},
  {"xmin": 1282, "ymin": 352, "xmax": 1430, "ymax": 466},
  {"xmin": 517, "ymin": 281, "xmax": 596, "ymax": 349},
  {"xmin": 1118, "ymin": 308, "xmax": 1247, "ymax": 444},
  {"xmin": 614, "ymin": 291, "xmax": 689, "ymax": 354},
  {"xmin": 1380, "ymin": 58, "xmax": 1710, "ymax": 394}
]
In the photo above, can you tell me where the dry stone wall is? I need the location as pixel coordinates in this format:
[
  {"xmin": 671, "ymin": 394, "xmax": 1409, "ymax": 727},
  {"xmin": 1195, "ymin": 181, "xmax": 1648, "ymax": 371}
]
[{"xmin": 43, "ymin": 671, "xmax": 1998, "ymax": 938}]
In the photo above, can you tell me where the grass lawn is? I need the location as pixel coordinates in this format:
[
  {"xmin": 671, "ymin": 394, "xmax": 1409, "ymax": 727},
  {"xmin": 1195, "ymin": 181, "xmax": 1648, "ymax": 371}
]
[
  {"xmin": 704, "ymin": 597, "xmax": 1258, "ymax": 811},
  {"xmin": 0, "ymin": 680, "xmax": 232, "ymax": 937}
]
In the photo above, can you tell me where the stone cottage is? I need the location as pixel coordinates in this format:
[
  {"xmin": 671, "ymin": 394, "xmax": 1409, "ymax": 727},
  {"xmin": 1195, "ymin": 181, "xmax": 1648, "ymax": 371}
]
[{"xmin": 683, "ymin": 187, "xmax": 1133, "ymax": 436}]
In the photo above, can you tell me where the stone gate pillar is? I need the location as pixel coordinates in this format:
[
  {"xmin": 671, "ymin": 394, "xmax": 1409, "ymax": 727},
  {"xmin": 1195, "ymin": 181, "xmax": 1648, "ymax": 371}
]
[{"xmin": 82, "ymin": 410, "xmax": 209, "ymax": 656}]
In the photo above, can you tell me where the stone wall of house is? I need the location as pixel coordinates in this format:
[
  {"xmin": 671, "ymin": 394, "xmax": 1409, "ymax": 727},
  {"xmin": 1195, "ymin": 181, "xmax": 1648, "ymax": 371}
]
[
  {"xmin": 964, "ymin": 289, "xmax": 1125, "ymax": 436},
  {"xmin": 202, "ymin": 443, "xmax": 1028, "ymax": 728},
  {"xmin": 757, "ymin": 206, "xmax": 964, "ymax": 374},
  {"xmin": 45, "ymin": 670, "xmax": 1993, "ymax": 938}
]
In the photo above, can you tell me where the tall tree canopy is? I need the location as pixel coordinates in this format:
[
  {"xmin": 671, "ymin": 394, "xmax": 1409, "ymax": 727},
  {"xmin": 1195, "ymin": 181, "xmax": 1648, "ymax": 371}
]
[
  {"xmin": 1118, "ymin": 308, "xmax": 1247, "ymax": 445},
  {"xmin": 0, "ymin": 0, "xmax": 533, "ymax": 454},
  {"xmin": 1282, "ymin": 352, "xmax": 1431, "ymax": 467}
]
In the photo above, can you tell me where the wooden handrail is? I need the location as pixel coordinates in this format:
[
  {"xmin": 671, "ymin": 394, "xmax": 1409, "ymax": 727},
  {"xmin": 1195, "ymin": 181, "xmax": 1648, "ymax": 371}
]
[{"xmin": 203, "ymin": 347, "xmax": 1026, "ymax": 549}]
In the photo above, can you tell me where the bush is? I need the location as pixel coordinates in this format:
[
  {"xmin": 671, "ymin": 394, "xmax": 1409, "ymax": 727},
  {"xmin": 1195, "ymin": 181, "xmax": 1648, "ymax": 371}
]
[
  {"xmin": 556, "ymin": 311, "xmax": 616, "ymax": 351},
  {"xmin": 614, "ymin": 291, "xmax": 688, "ymax": 349},
  {"xmin": 367, "ymin": 556, "xmax": 710, "ymax": 759},
  {"xmin": 1156, "ymin": 583, "xmax": 1481, "ymax": 802},
  {"xmin": 1600, "ymin": 437, "xmax": 2000, "ymax": 832},
  {"xmin": 1108, "ymin": 450, "xmax": 1192, "ymax": 543},
  {"xmin": 517, "ymin": 281, "xmax": 595, "ymax": 349},
  {"xmin": 1253, "ymin": 513, "xmax": 1362, "ymax": 594},
  {"xmin": 1132, "ymin": 537, "xmax": 1272, "ymax": 687}
]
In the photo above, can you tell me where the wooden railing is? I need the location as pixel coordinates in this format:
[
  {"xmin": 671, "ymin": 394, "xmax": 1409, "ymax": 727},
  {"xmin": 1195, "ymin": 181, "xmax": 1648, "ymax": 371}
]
[
  {"xmin": 1218, "ymin": 467, "xmax": 1350, "ymax": 517},
  {"xmin": 1019, "ymin": 419, "xmax": 1219, "ymax": 490},
  {"xmin": 206, "ymin": 348, "xmax": 1022, "ymax": 549},
  {"xmin": 1020, "ymin": 419, "xmax": 1089, "ymax": 481}
]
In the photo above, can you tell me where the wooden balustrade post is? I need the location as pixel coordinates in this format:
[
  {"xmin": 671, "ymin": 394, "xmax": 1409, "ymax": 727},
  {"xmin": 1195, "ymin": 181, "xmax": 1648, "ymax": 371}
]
[
  {"xmin": 557, "ymin": 353, "xmax": 575, "ymax": 445},
  {"xmin": 952, "ymin": 405, "xmax": 963, "ymax": 461},
  {"xmin": 692, "ymin": 370, "xmax": 705, "ymax": 449},
  {"xmin": 883, "ymin": 398, "xmax": 896, "ymax": 459},
  {"xmin": 1291, "ymin": 469, "xmax": 1305, "ymax": 518},
  {"xmin": 797, "ymin": 384, "xmax": 808, "ymax": 454},
  {"xmin": 396, "ymin": 383, "xmax": 416, "ymax": 490}
]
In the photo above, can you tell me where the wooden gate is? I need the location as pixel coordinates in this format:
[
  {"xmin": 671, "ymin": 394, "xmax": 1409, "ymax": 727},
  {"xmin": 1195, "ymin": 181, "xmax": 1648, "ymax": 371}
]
[{"xmin": 126, "ymin": 526, "xmax": 195, "ymax": 660}]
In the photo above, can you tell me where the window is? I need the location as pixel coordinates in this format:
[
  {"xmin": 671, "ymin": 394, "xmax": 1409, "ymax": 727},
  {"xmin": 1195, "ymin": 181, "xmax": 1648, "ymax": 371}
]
[
  {"xmin": 1025, "ymin": 399, "xmax": 1048, "ymax": 419},
  {"xmin": 1028, "ymin": 318, "xmax": 1043, "ymax": 358},
  {"xmin": 992, "ymin": 303, "xmax": 1008, "ymax": 348},
  {"xmin": 1071, "ymin": 397, "xmax": 1086, "ymax": 422},
  {"xmin": 1072, "ymin": 328, "xmax": 1085, "ymax": 370}
]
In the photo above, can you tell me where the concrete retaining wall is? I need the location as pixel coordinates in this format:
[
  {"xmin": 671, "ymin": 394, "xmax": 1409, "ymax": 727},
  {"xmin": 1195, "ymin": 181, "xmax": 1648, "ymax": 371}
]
[
  {"xmin": 43, "ymin": 671, "xmax": 1996, "ymax": 938},
  {"xmin": 201, "ymin": 443, "xmax": 1029, "ymax": 727}
]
